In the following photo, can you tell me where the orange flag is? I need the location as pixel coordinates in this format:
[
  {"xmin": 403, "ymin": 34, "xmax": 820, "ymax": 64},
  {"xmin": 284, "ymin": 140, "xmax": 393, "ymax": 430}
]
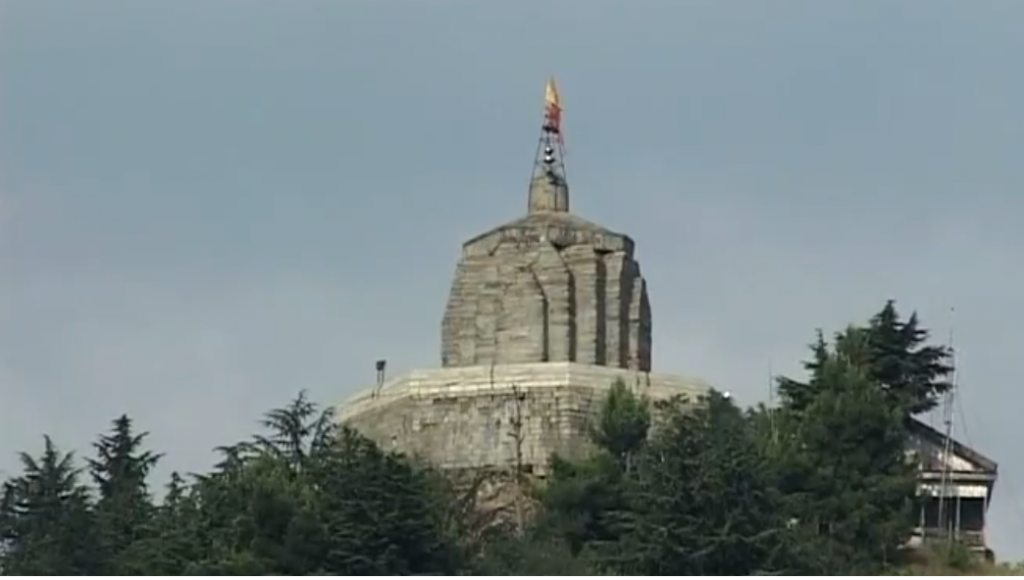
[{"xmin": 544, "ymin": 76, "xmax": 563, "ymax": 144}]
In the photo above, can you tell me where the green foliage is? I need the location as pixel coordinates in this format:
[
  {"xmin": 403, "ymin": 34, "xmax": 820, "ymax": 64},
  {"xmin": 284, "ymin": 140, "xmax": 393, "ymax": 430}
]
[
  {"xmin": 865, "ymin": 301, "xmax": 954, "ymax": 415},
  {"xmin": 179, "ymin": 397, "xmax": 463, "ymax": 576},
  {"xmin": 764, "ymin": 303, "xmax": 952, "ymax": 575},
  {"xmin": 614, "ymin": 391, "xmax": 794, "ymax": 575},
  {"xmin": 0, "ymin": 437, "xmax": 101, "ymax": 575},
  {"xmin": 589, "ymin": 378, "xmax": 651, "ymax": 470},
  {"xmin": 779, "ymin": 300, "xmax": 953, "ymax": 418},
  {"xmin": 0, "ymin": 397, "xmax": 465, "ymax": 576},
  {"xmin": 540, "ymin": 451, "xmax": 627, "ymax": 557},
  {"xmin": 311, "ymin": 427, "xmax": 462, "ymax": 575},
  {"xmin": 772, "ymin": 355, "xmax": 918, "ymax": 574},
  {"xmin": 0, "ymin": 301, "xmax": 990, "ymax": 575},
  {"xmin": 471, "ymin": 524, "xmax": 595, "ymax": 575},
  {"xmin": 88, "ymin": 414, "xmax": 162, "ymax": 574},
  {"xmin": 539, "ymin": 380, "xmax": 650, "ymax": 560},
  {"xmin": 900, "ymin": 543, "xmax": 1012, "ymax": 575}
]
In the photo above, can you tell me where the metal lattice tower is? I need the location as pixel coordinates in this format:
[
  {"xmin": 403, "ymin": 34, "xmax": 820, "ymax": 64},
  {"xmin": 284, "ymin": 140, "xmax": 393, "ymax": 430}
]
[{"xmin": 527, "ymin": 77, "xmax": 569, "ymax": 214}]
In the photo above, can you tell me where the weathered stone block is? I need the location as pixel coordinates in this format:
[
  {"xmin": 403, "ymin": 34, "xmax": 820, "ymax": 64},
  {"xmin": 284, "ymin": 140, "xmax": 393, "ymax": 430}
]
[
  {"xmin": 337, "ymin": 362, "xmax": 710, "ymax": 474},
  {"xmin": 441, "ymin": 212, "xmax": 652, "ymax": 372}
]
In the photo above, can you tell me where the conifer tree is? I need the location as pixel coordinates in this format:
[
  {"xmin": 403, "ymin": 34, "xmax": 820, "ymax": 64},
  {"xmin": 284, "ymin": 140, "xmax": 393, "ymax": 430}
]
[
  {"xmin": 778, "ymin": 301, "xmax": 953, "ymax": 418},
  {"xmin": 865, "ymin": 300, "xmax": 953, "ymax": 415},
  {"xmin": 142, "ymin": 472, "xmax": 201, "ymax": 575},
  {"xmin": 589, "ymin": 378, "xmax": 651, "ymax": 472},
  {"xmin": 88, "ymin": 414, "xmax": 162, "ymax": 574},
  {"xmin": 615, "ymin": 392, "xmax": 792, "ymax": 575},
  {"xmin": 773, "ymin": 338, "xmax": 918, "ymax": 574},
  {"xmin": 311, "ymin": 427, "xmax": 461, "ymax": 575},
  {"xmin": 0, "ymin": 437, "xmax": 100, "ymax": 575},
  {"xmin": 541, "ymin": 380, "xmax": 651, "ymax": 559},
  {"xmin": 250, "ymin": 390, "xmax": 335, "ymax": 475},
  {"xmin": 776, "ymin": 329, "xmax": 832, "ymax": 416}
]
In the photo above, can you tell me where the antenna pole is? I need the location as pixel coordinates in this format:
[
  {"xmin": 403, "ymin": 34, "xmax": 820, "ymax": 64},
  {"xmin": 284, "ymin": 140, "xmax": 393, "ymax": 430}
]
[
  {"xmin": 768, "ymin": 361, "xmax": 777, "ymax": 445},
  {"xmin": 937, "ymin": 307, "xmax": 958, "ymax": 545}
]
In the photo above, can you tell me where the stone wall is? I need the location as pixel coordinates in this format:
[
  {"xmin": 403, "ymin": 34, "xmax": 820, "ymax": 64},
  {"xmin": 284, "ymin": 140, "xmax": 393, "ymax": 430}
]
[
  {"xmin": 337, "ymin": 362, "xmax": 710, "ymax": 474},
  {"xmin": 441, "ymin": 212, "xmax": 653, "ymax": 371}
]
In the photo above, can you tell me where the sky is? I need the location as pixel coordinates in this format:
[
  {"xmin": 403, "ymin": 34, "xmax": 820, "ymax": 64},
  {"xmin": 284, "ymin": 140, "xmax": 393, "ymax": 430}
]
[{"xmin": 2, "ymin": 0, "xmax": 1023, "ymax": 559}]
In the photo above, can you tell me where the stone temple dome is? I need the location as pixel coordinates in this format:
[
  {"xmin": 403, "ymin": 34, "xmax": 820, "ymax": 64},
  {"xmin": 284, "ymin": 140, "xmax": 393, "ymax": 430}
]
[
  {"xmin": 441, "ymin": 82, "xmax": 651, "ymax": 372},
  {"xmin": 441, "ymin": 196, "xmax": 652, "ymax": 372}
]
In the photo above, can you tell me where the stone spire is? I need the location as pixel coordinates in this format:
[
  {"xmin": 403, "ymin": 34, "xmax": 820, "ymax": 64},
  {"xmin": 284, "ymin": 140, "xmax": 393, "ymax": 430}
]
[
  {"xmin": 528, "ymin": 76, "xmax": 569, "ymax": 214},
  {"xmin": 440, "ymin": 78, "xmax": 652, "ymax": 372}
]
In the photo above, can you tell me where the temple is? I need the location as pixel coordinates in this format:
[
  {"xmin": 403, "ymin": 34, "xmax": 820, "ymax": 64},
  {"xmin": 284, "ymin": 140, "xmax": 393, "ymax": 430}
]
[
  {"xmin": 335, "ymin": 79, "xmax": 999, "ymax": 556},
  {"xmin": 440, "ymin": 77, "xmax": 652, "ymax": 372},
  {"xmin": 338, "ymin": 78, "xmax": 708, "ymax": 476}
]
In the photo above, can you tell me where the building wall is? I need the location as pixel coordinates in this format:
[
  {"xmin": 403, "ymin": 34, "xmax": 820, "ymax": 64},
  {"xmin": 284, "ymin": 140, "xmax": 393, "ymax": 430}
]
[{"xmin": 338, "ymin": 362, "xmax": 710, "ymax": 474}]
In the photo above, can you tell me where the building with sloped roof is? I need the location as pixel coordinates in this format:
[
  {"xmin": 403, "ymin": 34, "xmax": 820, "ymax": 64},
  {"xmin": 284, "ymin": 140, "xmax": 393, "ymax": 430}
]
[{"xmin": 906, "ymin": 419, "xmax": 998, "ymax": 559}]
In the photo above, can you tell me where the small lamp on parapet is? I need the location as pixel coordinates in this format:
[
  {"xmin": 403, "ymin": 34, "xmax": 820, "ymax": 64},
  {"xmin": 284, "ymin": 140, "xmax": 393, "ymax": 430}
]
[{"xmin": 375, "ymin": 359, "xmax": 387, "ymax": 389}]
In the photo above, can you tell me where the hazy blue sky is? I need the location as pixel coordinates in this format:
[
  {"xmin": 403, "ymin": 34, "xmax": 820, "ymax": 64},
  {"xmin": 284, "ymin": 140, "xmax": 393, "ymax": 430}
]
[{"xmin": 2, "ymin": 0, "xmax": 1023, "ymax": 558}]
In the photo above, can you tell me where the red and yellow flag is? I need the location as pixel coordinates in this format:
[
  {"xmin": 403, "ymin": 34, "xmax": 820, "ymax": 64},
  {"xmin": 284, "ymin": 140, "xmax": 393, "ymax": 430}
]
[
  {"xmin": 544, "ymin": 76, "xmax": 563, "ymax": 143},
  {"xmin": 545, "ymin": 76, "xmax": 561, "ymax": 112}
]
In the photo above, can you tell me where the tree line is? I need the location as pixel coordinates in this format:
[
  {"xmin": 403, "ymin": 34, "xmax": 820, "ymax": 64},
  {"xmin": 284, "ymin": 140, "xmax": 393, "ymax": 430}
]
[{"xmin": 0, "ymin": 301, "xmax": 1005, "ymax": 574}]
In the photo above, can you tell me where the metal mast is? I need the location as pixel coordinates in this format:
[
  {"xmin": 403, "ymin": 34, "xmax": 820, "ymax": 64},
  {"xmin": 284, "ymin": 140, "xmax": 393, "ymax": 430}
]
[
  {"xmin": 936, "ymin": 311, "xmax": 959, "ymax": 544},
  {"xmin": 527, "ymin": 76, "xmax": 569, "ymax": 214}
]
